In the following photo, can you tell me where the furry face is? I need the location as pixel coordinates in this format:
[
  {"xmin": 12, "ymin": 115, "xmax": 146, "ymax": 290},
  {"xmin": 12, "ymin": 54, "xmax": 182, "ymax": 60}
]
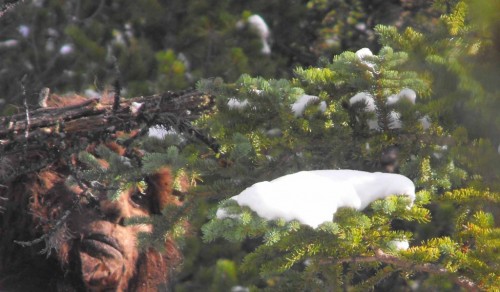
[
  {"xmin": 0, "ymin": 94, "xmax": 186, "ymax": 291},
  {"xmin": 0, "ymin": 165, "xmax": 183, "ymax": 292}
]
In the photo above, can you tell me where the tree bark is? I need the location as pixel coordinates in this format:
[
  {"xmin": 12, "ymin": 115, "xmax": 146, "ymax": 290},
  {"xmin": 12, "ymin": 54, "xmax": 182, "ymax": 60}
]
[{"xmin": 0, "ymin": 90, "xmax": 214, "ymax": 184}]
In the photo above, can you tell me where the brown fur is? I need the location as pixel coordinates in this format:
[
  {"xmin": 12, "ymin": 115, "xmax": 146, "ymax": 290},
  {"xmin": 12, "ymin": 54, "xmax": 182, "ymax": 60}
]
[{"xmin": 0, "ymin": 94, "xmax": 184, "ymax": 291}]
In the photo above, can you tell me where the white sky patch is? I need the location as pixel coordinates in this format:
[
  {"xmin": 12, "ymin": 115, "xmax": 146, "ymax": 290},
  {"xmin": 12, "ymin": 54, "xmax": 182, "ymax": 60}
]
[
  {"xmin": 220, "ymin": 170, "xmax": 415, "ymax": 228},
  {"xmin": 228, "ymin": 98, "xmax": 249, "ymax": 109},
  {"xmin": 292, "ymin": 94, "xmax": 327, "ymax": 117}
]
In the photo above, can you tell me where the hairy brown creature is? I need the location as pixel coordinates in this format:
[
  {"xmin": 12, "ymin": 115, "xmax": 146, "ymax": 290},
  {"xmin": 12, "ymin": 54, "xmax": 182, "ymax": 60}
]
[{"xmin": 0, "ymin": 94, "xmax": 185, "ymax": 291}]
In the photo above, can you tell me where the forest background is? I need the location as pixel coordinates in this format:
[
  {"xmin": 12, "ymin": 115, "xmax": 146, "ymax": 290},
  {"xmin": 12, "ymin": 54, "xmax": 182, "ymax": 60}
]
[{"xmin": 0, "ymin": 0, "xmax": 499, "ymax": 291}]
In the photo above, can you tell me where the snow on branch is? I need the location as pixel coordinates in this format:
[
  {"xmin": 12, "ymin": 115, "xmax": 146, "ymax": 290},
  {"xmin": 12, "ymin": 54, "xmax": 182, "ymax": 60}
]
[{"xmin": 218, "ymin": 170, "xmax": 415, "ymax": 228}]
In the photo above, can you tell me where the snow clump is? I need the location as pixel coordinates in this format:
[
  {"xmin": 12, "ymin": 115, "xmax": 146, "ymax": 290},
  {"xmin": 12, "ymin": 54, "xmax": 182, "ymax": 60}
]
[
  {"xmin": 388, "ymin": 239, "xmax": 410, "ymax": 251},
  {"xmin": 227, "ymin": 98, "xmax": 250, "ymax": 110},
  {"xmin": 218, "ymin": 170, "xmax": 415, "ymax": 228},
  {"xmin": 349, "ymin": 92, "xmax": 376, "ymax": 112},
  {"xmin": 355, "ymin": 48, "xmax": 377, "ymax": 71},
  {"xmin": 291, "ymin": 94, "xmax": 327, "ymax": 117},
  {"xmin": 237, "ymin": 14, "xmax": 271, "ymax": 55}
]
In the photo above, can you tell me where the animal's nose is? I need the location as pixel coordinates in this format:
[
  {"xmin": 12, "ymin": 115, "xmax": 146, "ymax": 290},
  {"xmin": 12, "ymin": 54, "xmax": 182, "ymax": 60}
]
[{"xmin": 100, "ymin": 201, "xmax": 125, "ymax": 225}]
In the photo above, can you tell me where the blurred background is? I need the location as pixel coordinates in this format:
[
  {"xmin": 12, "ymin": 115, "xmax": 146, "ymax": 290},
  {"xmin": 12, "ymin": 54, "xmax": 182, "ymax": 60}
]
[{"xmin": 0, "ymin": 0, "xmax": 443, "ymax": 114}]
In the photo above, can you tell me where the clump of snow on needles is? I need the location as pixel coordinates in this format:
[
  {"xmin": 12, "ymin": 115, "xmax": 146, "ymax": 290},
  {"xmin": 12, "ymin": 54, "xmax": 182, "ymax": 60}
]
[
  {"xmin": 349, "ymin": 88, "xmax": 421, "ymax": 130},
  {"xmin": 355, "ymin": 48, "xmax": 377, "ymax": 71},
  {"xmin": 388, "ymin": 239, "xmax": 410, "ymax": 251},
  {"xmin": 217, "ymin": 170, "xmax": 415, "ymax": 228},
  {"xmin": 291, "ymin": 94, "xmax": 327, "ymax": 117},
  {"xmin": 237, "ymin": 14, "xmax": 271, "ymax": 55},
  {"xmin": 349, "ymin": 92, "xmax": 376, "ymax": 112},
  {"xmin": 387, "ymin": 88, "xmax": 417, "ymax": 105},
  {"xmin": 228, "ymin": 98, "xmax": 249, "ymax": 109}
]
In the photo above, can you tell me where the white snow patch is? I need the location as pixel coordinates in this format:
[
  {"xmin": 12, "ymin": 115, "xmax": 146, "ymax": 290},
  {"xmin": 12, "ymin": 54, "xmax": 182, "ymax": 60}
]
[
  {"xmin": 216, "ymin": 209, "xmax": 240, "ymax": 219},
  {"xmin": 130, "ymin": 102, "xmax": 144, "ymax": 114},
  {"xmin": 18, "ymin": 25, "xmax": 30, "ymax": 38},
  {"xmin": 84, "ymin": 89, "xmax": 101, "ymax": 99},
  {"xmin": 231, "ymin": 286, "xmax": 250, "ymax": 292},
  {"xmin": 250, "ymin": 88, "xmax": 263, "ymax": 95},
  {"xmin": 387, "ymin": 88, "xmax": 417, "ymax": 105},
  {"xmin": 356, "ymin": 48, "xmax": 373, "ymax": 59},
  {"xmin": 220, "ymin": 170, "xmax": 415, "ymax": 228},
  {"xmin": 228, "ymin": 98, "xmax": 249, "ymax": 109},
  {"xmin": 389, "ymin": 111, "xmax": 402, "ymax": 129},
  {"xmin": 433, "ymin": 145, "xmax": 448, "ymax": 159},
  {"xmin": 292, "ymin": 94, "xmax": 327, "ymax": 117},
  {"xmin": 368, "ymin": 119, "xmax": 379, "ymax": 130},
  {"xmin": 239, "ymin": 14, "xmax": 271, "ymax": 55},
  {"xmin": 351, "ymin": 89, "xmax": 419, "ymax": 130},
  {"xmin": 355, "ymin": 48, "xmax": 377, "ymax": 71},
  {"xmin": 248, "ymin": 15, "xmax": 271, "ymax": 55},
  {"xmin": 389, "ymin": 239, "xmax": 409, "ymax": 251},
  {"xmin": 398, "ymin": 88, "xmax": 417, "ymax": 104},
  {"xmin": 148, "ymin": 126, "xmax": 176, "ymax": 139},
  {"xmin": 419, "ymin": 115, "xmax": 431, "ymax": 130},
  {"xmin": 59, "ymin": 44, "xmax": 74, "ymax": 55},
  {"xmin": 349, "ymin": 92, "xmax": 376, "ymax": 112},
  {"xmin": 266, "ymin": 128, "xmax": 282, "ymax": 137}
]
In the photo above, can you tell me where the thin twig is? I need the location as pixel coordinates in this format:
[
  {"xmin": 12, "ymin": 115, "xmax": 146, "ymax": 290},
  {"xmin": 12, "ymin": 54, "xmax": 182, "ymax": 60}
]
[
  {"xmin": 322, "ymin": 248, "xmax": 478, "ymax": 291},
  {"xmin": 0, "ymin": 0, "xmax": 25, "ymax": 18},
  {"xmin": 23, "ymin": 99, "xmax": 30, "ymax": 139}
]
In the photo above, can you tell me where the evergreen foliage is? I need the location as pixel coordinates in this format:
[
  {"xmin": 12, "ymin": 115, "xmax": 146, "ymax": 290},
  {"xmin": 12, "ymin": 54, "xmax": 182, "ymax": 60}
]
[
  {"xmin": 194, "ymin": 2, "xmax": 499, "ymax": 290},
  {"xmin": 67, "ymin": 131, "xmax": 197, "ymax": 255},
  {"xmin": 0, "ymin": 0, "xmax": 498, "ymax": 290}
]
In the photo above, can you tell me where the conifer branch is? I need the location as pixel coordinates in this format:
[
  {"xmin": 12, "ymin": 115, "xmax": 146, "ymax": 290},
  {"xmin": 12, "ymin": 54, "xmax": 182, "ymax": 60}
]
[{"xmin": 325, "ymin": 248, "xmax": 478, "ymax": 291}]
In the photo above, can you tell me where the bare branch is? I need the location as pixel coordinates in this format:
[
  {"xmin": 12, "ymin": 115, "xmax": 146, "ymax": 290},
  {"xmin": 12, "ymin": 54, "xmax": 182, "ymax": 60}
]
[
  {"xmin": 0, "ymin": 90, "xmax": 215, "ymax": 183},
  {"xmin": 0, "ymin": 0, "xmax": 25, "ymax": 18}
]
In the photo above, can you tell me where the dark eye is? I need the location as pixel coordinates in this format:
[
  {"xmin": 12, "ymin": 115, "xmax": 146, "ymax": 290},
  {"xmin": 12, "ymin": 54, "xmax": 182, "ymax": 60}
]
[{"xmin": 130, "ymin": 191, "xmax": 148, "ymax": 207}]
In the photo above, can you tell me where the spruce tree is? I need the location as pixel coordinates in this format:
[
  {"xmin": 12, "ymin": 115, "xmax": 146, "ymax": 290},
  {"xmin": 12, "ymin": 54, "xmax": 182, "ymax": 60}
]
[{"xmin": 194, "ymin": 2, "xmax": 499, "ymax": 290}]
